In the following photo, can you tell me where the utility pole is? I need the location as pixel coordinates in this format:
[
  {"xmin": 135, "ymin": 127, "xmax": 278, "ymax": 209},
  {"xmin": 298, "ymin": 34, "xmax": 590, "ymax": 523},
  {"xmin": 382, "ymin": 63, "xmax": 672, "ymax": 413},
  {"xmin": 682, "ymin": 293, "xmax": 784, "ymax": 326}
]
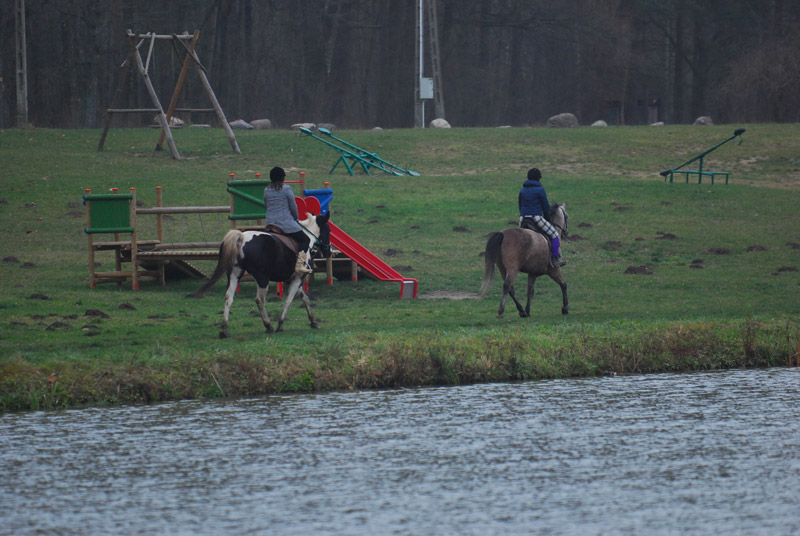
[
  {"xmin": 414, "ymin": 0, "xmax": 444, "ymax": 128},
  {"xmin": 15, "ymin": 0, "xmax": 29, "ymax": 128}
]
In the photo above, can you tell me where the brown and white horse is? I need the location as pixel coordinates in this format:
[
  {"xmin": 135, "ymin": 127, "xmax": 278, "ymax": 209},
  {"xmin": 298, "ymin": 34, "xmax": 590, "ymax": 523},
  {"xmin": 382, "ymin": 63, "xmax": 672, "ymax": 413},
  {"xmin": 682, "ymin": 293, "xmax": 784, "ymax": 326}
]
[
  {"xmin": 192, "ymin": 212, "xmax": 331, "ymax": 337},
  {"xmin": 480, "ymin": 203, "xmax": 569, "ymax": 318}
]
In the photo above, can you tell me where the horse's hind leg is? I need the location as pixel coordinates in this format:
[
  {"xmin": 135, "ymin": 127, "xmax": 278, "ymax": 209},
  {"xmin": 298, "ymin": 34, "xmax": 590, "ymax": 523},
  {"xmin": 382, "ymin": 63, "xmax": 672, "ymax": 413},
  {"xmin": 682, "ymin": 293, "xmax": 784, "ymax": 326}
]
[
  {"xmin": 501, "ymin": 275, "xmax": 527, "ymax": 318},
  {"xmin": 504, "ymin": 279, "xmax": 528, "ymax": 318},
  {"xmin": 220, "ymin": 271, "xmax": 242, "ymax": 339},
  {"xmin": 524, "ymin": 275, "xmax": 538, "ymax": 318},
  {"xmin": 255, "ymin": 284, "xmax": 275, "ymax": 334}
]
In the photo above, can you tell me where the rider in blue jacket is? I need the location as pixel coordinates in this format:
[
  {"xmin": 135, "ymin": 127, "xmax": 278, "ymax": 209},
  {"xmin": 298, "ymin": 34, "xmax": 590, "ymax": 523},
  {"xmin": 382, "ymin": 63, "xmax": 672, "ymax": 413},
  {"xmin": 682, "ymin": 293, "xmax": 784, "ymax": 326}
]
[{"xmin": 519, "ymin": 167, "xmax": 563, "ymax": 265}]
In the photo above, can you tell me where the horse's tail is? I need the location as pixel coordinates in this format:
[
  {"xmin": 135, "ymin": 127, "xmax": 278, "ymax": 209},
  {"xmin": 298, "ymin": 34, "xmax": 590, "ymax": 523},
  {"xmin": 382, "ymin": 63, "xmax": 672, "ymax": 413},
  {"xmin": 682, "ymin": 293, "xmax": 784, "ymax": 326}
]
[
  {"xmin": 189, "ymin": 229, "xmax": 244, "ymax": 298},
  {"xmin": 479, "ymin": 232, "xmax": 504, "ymax": 297}
]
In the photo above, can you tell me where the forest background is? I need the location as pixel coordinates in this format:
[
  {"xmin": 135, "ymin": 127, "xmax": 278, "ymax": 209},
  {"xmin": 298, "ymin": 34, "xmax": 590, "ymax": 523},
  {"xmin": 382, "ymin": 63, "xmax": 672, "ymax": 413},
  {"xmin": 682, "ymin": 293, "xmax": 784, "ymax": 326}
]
[{"xmin": 2, "ymin": 0, "xmax": 799, "ymax": 131}]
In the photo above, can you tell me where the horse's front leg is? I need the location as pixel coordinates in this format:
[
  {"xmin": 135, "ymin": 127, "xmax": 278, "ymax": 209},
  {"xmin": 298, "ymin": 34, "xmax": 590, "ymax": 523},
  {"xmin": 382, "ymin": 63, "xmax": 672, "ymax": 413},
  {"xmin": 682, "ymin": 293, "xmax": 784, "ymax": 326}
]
[
  {"xmin": 550, "ymin": 271, "xmax": 569, "ymax": 315},
  {"xmin": 276, "ymin": 277, "xmax": 303, "ymax": 332},
  {"xmin": 255, "ymin": 284, "xmax": 274, "ymax": 334},
  {"xmin": 220, "ymin": 271, "xmax": 241, "ymax": 339},
  {"xmin": 295, "ymin": 284, "xmax": 320, "ymax": 329}
]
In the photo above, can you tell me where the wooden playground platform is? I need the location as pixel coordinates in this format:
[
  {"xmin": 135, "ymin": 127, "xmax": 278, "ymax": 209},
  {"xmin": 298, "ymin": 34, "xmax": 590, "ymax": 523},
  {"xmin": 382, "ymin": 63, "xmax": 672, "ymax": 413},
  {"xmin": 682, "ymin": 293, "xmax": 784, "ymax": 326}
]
[{"xmin": 83, "ymin": 182, "xmax": 356, "ymax": 291}]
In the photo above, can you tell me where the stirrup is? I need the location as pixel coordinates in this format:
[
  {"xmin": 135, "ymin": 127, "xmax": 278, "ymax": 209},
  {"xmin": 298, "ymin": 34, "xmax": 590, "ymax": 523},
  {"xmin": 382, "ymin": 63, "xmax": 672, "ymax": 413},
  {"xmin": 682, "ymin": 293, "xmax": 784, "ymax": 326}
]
[{"xmin": 551, "ymin": 257, "xmax": 567, "ymax": 267}]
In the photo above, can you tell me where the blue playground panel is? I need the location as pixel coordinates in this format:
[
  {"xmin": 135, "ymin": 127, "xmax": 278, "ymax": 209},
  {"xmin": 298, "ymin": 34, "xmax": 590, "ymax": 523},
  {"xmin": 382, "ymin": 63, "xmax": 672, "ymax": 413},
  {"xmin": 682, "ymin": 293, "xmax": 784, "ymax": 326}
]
[{"xmin": 303, "ymin": 188, "xmax": 333, "ymax": 215}]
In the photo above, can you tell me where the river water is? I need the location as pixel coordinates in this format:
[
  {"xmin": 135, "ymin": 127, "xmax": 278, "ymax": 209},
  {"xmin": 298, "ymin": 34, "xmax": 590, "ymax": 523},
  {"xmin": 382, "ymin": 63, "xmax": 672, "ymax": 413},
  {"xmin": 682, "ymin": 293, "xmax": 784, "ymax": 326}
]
[{"xmin": 2, "ymin": 368, "xmax": 799, "ymax": 535}]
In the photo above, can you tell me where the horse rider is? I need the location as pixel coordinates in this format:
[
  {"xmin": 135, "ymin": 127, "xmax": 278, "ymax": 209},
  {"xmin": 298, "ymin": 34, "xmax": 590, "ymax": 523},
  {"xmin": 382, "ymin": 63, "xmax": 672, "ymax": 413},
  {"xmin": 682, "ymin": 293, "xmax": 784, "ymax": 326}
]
[
  {"xmin": 264, "ymin": 166, "xmax": 312, "ymax": 275},
  {"xmin": 518, "ymin": 167, "xmax": 564, "ymax": 266}
]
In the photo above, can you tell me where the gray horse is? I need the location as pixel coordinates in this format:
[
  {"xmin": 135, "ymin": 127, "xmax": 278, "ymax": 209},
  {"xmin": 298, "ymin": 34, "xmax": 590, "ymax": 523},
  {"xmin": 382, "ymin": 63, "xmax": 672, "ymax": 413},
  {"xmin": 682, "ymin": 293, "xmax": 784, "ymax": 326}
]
[{"xmin": 479, "ymin": 203, "xmax": 569, "ymax": 318}]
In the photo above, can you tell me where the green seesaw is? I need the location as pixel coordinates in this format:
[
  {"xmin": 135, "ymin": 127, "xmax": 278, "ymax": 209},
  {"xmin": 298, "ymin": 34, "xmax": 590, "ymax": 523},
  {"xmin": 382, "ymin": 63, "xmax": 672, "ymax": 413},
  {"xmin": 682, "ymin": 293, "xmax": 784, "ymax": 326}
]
[
  {"xmin": 659, "ymin": 128, "xmax": 745, "ymax": 184},
  {"xmin": 300, "ymin": 127, "xmax": 419, "ymax": 177}
]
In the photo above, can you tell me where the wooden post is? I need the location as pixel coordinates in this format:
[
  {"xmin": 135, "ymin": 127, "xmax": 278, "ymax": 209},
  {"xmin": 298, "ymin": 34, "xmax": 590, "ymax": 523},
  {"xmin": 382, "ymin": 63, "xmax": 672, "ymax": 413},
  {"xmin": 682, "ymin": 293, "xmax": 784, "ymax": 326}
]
[
  {"xmin": 228, "ymin": 173, "xmax": 236, "ymax": 228},
  {"xmin": 111, "ymin": 188, "xmax": 123, "ymax": 287},
  {"xmin": 156, "ymin": 31, "xmax": 200, "ymax": 151},
  {"xmin": 131, "ymin": 33, "xmax": 181, "ymax": 159},
  {"xmin": 181, "ymin": 43, "xmax": 241, "ymax": 154},
  {"xmin": 155, "ymin": 186, "xmax": 165, "ymax": 285},
  {"xmin": 85, "ymin": 189, "xmax": 96, "ymax": 287},
  {"xmin": 130, "ymin": 188, "xmax": 139, "ymax": 290},
  {"xmin": 98, "ymin": 50, "xmax": 132, "ymax": 152}
]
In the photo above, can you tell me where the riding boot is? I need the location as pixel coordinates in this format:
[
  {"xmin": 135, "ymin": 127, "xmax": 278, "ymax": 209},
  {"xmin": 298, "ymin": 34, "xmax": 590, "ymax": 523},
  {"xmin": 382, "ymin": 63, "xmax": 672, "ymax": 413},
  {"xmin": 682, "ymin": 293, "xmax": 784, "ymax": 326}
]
[{"xmin": 294, "ymin": 251, "xmax": 312, "ymax": 275}]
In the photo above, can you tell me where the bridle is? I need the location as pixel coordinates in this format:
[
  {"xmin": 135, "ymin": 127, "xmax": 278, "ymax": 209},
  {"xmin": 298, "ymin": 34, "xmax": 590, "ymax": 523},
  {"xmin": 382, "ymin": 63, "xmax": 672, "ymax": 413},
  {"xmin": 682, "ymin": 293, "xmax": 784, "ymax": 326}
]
[
  {"xmin": 306, "ymin": 216, "xmax": 331, "ymax": 258},
  {"xmin": 551, "ymin": 205, "xmax": 569, "ymax": 238}
]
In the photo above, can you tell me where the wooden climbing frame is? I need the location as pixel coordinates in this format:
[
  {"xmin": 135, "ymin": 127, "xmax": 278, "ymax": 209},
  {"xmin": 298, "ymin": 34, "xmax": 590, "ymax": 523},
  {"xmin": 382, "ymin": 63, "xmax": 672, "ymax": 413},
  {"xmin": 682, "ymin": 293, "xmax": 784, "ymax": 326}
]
[{"xmin": 98, "ymin": 30, "xmax": 241, "ymax": 160}]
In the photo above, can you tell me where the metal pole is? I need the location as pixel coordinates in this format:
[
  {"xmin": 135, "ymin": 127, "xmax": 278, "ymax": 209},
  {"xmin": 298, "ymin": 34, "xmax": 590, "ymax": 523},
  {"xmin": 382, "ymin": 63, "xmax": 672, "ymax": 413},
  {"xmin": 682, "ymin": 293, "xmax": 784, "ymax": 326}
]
[{"xmin": 414, "ymin": 0, "xmax": 424, "ymax": 128}]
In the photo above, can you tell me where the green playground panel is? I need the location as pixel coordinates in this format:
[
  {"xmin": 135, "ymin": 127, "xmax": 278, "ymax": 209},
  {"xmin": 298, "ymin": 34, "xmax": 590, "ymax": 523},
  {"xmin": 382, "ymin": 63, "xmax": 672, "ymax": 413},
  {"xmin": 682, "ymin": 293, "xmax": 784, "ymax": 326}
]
[
  {"xmin": 84, "ymin": 193, "xmax": 134, "ymax": 233},
  {"xmin": 227, "ymin": 179, "xmax": 268, "ymax": 220}
]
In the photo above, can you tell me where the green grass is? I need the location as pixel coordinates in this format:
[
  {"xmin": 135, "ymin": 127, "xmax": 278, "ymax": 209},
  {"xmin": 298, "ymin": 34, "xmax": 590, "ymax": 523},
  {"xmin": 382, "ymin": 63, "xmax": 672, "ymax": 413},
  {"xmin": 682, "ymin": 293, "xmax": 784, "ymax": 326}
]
[{"xmin": 1, "ymin": 124, "xmax": 799, "ymax": 410}]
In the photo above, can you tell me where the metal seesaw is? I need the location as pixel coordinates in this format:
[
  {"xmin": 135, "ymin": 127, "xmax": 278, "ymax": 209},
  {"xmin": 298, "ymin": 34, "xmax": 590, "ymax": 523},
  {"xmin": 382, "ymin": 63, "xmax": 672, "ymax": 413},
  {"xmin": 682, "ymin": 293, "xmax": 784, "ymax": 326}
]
[
  {"xmin": 659, "ymin": 128, "xmax": 746, "ymax": 184},
  {"xmin": 318, "ymin": 127, "xmax": 420, "ymax": 177},
  {"xmin": 299, "ymin": 127, "xmax": 419, "ymax": 177}
]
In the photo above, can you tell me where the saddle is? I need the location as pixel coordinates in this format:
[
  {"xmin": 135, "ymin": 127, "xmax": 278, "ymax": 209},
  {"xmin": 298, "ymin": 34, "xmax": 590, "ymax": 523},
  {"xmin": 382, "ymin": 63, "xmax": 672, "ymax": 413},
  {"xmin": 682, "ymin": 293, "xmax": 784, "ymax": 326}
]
[{"xmin": 265, "ymin": 224, "xmax": 300, "ymax": 253}]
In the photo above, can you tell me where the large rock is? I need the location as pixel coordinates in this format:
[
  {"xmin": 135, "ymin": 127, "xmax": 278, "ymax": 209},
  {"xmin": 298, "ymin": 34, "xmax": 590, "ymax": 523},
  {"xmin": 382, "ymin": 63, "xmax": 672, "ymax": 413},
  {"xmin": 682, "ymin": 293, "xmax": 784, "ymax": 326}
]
[
  {"xmin": 693, "ymin": 116, "xmax": 714, "ymax": 126},
  {"xmin": 429, "ymin": 118, "xmax": 451, "ymax": 128},
  {"xmin": 317, "ymin": 123, "xmax": 337, "ymax": 131},
  {"xmin": 547, "ymin": 113, "xmax": 579, "ymax": 128},
  {"xmin": 229, "ymin": 119, "xmax": 254, "ymax": 129},
  {"xmin": 250, "ymin": 119, "xmax": 272, "ymax": 130},
  {"xmin": 591, "ymin": 120, "xmax": 607, "ymax": 127},
  {"xmin": 291, "ymin": 122, "xmax": 316, "ymax": 130},
  {"xmin": 152, "ymin": 115, "xmax": 184, "ymax": 127}
]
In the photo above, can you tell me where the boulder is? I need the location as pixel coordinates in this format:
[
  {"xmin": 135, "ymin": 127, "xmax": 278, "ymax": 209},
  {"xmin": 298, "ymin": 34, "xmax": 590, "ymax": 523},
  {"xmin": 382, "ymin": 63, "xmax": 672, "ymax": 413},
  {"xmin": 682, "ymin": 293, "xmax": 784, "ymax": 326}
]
[
  {"xmin": 429, "ymin": 118, "xmax": 451, "ymax": 128},
  {"xmin": 229, "ymin": 119, "xmax": 254, "ymax": 130},
  {"xmin": 250, "ymin": 119, "xmax": 272, "ymax": 130},
  {"xmin": 152, "ymin": 115, "xmax": 184, "ymax": 127},
  {"xmin": 291, "ymin": 122, "xmax": 316, "ymax": 130},
  {"xmin": 693, "ymin": 116, "xmax": 714, "ymax": 126},
  {"xmin": 317, "ymin": 123, "xmax": 337, "ymax": 131},
  {"xmin": 650, "ymin": 121, "xmax": 665, "ymax": 127},
  {"xmin": 547, "ymin": 113, "xmax": 579, "ymax": 128},
  {"xmin": 591, "ymin": 120, "xmax": 607, "ymax": 127}
]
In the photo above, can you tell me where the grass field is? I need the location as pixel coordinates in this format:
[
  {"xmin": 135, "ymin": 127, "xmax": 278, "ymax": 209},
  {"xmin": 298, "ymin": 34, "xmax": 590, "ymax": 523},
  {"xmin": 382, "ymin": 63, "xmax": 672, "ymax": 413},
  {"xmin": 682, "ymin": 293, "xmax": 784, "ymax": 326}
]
[{"xmin": 1, "ymin": 124, "xmax": 798, "ymax": 410}]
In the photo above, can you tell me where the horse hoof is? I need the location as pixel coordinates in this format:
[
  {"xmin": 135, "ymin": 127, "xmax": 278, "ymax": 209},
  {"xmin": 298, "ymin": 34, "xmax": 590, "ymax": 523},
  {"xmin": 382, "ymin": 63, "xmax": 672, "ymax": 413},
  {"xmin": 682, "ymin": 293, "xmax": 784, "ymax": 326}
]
[
  {"xmin": 497, "ymin": 314, "xmax": 504, "ymax": 319},
  {"xmin": 219, "ymin": 331, "xmax": 228, "ymax": 339},
  {"xmin": 519, "ymin": 312, "xmax": 528, "ymax": 318},
  {"xmin": 265, "ymin": 326, "xmax": 274, "ymax": 334},
  {"xmin": 310, "ymin": 323, "xmax": 320, "ymax": 329},
  {"xmin": 276, "ymin": 325, "xmax": 284, "ymax": 333},
  {"xmin": 562, "ymin": 308, "xmax": 569, "ymax": 315}
]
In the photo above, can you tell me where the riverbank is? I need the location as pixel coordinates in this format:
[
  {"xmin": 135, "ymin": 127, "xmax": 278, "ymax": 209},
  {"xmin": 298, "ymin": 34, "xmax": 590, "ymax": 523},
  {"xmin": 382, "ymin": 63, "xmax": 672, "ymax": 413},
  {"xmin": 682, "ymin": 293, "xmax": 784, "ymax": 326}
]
[{"xmin": 2, "ymin": 318, "xmax": 796, "ymax": 411}]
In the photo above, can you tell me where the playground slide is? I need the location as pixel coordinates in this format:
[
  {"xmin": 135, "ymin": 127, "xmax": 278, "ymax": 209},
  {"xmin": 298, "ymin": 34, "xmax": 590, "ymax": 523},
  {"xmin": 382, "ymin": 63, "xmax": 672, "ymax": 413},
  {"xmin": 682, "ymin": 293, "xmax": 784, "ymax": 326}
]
[{"xmin": 328, "ymin": 222, "xmax": 418, "ymax": 298}]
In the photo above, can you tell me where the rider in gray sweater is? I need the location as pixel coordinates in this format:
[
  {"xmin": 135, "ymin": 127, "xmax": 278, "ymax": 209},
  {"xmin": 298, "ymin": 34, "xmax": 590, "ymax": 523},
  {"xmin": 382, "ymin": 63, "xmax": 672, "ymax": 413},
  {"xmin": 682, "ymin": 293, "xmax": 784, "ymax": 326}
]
[{"xmin": 264, "ymin": 166, "xmax": 312, "ymax": 275}]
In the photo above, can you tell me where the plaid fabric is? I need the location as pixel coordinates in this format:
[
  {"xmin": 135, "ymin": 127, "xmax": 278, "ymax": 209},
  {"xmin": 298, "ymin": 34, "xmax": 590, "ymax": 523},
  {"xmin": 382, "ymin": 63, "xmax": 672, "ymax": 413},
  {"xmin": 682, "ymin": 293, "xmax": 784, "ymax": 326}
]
[{"xmin": 520, "ymin": 215, "xmax": 558, "ymax": 239}]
